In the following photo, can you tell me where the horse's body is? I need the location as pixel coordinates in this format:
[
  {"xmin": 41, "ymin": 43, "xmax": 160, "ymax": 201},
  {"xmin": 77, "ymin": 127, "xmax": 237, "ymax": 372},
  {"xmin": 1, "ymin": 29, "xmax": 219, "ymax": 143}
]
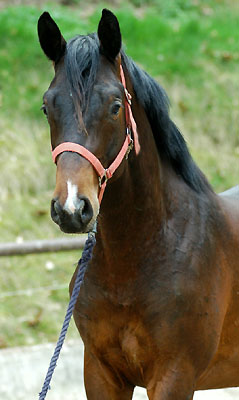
[{"xmin": 38, "ymin": 10, "xmax": 239, "ymax": 399}]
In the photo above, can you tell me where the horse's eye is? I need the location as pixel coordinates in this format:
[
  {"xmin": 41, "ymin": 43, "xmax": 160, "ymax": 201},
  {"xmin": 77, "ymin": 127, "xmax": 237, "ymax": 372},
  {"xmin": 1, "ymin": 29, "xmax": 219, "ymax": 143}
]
[
  {"xmin": 111, "ymin": 101, "xmax": 122, "ymax": 117},
  {"xmin": 41, "ymin": 104, "xmax": 48, "ymax": 116}
]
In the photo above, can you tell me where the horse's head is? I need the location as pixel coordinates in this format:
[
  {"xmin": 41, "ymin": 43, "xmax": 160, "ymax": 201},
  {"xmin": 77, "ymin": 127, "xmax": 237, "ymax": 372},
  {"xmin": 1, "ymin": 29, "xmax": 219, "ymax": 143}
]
[{"xmin": 38, "ymin": 10, "xmax": 139, "ymax": 233}]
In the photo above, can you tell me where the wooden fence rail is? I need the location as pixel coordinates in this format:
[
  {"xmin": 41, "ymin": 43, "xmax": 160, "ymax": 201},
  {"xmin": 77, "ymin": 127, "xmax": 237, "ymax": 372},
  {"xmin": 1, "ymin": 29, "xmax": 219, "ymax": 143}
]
[{"xmin": 0, "ymin": 237, "xmax": 87, "ymax": 256}]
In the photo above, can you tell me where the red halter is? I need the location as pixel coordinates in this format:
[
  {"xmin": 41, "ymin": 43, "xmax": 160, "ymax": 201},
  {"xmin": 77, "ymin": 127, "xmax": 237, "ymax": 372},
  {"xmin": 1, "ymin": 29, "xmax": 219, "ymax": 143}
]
[{"xmin": 51, "ymin": 65, "xmax": 140, "ymax": 204}]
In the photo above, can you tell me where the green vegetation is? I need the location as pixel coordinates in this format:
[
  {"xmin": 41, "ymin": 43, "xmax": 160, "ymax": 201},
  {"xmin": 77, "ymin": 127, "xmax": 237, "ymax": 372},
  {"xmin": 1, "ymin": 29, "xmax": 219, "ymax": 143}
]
[{"xmin": 0, "ymin": 0, "xmax": 238, "ymax": 347}]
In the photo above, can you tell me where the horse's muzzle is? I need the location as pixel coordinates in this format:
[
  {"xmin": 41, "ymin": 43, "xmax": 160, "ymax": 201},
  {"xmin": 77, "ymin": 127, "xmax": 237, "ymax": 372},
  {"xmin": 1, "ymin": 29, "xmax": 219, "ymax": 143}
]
[{"xmin": 51, "ymin": 196, "xmax": 94, "ymax": 233}]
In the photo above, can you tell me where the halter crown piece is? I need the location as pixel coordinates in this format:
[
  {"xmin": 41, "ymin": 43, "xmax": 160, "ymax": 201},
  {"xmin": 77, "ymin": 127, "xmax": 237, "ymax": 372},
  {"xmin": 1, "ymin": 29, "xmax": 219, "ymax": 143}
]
[{"xmin": 51, "ymin": 65, "xmax": 140, "ymax": 204}]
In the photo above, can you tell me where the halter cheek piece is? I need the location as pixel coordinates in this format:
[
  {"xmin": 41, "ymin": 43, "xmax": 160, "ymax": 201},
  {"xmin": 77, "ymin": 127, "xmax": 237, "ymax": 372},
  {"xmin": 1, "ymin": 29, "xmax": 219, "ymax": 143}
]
[{"xmin": 51, "ymin": 65, "xmax": 140, "ymax": 204}]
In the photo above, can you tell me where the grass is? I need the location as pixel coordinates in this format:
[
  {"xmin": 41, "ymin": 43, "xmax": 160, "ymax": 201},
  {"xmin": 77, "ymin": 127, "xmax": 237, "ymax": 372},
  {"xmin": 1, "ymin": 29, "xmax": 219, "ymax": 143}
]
[
  {"xmin": 0, "ymin": 0, "xmax": 238, "ymax": 347},
  {"xmin": 0, "ymin": 251, "xmax": 80, "ymax": 347}
]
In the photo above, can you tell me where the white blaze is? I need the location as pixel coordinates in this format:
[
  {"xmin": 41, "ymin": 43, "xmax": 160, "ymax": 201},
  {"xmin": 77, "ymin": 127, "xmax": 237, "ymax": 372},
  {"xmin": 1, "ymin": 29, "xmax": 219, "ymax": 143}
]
[{"xmin": 64, "ymin": 180, "xmax": 78, "ymax": 214}]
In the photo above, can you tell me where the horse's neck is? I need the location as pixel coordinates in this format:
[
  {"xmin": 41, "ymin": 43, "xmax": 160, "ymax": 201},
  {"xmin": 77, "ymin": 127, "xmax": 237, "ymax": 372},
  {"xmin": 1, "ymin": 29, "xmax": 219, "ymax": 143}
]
[{"xmin": 96, "ymin": 107, "xmax": 168, "ymax": 266}]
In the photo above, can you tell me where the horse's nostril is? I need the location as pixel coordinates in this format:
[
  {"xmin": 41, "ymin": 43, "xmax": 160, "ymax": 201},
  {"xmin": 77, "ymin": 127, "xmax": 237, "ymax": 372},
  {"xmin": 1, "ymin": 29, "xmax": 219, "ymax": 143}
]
[
  {"xmin": 77, "ymin": 197, "xmax": 93, "ymax": 225},
  {"xmin": 51, "ymin": 198, "xmax": 61, "ymax": 223},
  {"xmin": 77, "ymin": 199, "xmax": 86, "ymax": 215},
  {"xmin": 54, "ymin": 199, "xmax": 62, "ymax": 215}
]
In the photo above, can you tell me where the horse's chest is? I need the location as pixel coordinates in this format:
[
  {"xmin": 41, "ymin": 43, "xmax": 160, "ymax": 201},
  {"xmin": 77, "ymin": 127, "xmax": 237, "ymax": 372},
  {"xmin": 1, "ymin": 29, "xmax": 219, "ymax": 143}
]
[
  {"xmin": 98, "ymin": 317, "xmax": 152, "ymax": 384},
  {"xmin": 90, "ymin": 307, "xmax": 149, "ymax": 359},
  {"xmin": 77, "ymin": 294, "xmax": 153, "ymax": 381}
]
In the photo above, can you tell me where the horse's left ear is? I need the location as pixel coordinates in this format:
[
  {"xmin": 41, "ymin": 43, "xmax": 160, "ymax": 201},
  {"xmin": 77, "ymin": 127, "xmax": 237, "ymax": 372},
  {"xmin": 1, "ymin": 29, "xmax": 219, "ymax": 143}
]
[{"xmin": 98, "ymin": 9, "xmax": 122, "ymax": 62}]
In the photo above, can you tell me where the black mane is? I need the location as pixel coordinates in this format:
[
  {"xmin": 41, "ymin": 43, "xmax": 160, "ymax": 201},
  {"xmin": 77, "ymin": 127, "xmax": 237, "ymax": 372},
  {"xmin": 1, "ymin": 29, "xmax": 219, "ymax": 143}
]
[{"xmin": 65, "ymin": 33, "xmax": 212, "ymax": 194}]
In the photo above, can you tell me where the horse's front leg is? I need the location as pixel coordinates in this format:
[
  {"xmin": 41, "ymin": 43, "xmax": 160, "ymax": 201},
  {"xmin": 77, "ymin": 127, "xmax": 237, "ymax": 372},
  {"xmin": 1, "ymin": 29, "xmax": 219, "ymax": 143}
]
[
  {"xmin": 146, "ymin": 361, "xmax": 195, "ymax": 400},
  {"xmin": 84, "ymin": 349, "xmax": 134, "ymax": 400},
  {"xmin": 147, "ymin": 381, "xmax": 194, "ymax": 400}
]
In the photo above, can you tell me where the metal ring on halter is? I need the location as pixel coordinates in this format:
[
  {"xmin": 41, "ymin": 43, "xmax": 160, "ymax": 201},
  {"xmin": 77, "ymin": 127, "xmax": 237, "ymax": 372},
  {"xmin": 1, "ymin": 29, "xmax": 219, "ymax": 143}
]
[
  {"xmin": 125, "ymin": 128, "xmax": 134, "ymax": 160},
  {"xmin": 99, "ymin": 170, "xmax": 108, "ymax": 188}
]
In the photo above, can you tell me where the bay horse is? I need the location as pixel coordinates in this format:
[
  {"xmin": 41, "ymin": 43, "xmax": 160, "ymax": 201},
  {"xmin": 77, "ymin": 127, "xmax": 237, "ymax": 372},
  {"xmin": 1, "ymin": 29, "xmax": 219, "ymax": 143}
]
[{"xmin": 38, "ymin": 9, "xmax": 239, "ymax": 399}]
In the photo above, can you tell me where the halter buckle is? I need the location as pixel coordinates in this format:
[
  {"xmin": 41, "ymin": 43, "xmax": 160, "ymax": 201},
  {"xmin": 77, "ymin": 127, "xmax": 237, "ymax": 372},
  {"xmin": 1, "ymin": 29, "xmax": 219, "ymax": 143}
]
[
  {"xmin": 124, "ymin": 88, "xmax": 132, "ymax": 105},
  {"xmin": 125, "ymin": 129, "xmax": 134, "ymax": 160},
  {"xmin": 99, "ymin": 170, "xmax": 108, "ymax": 188}
]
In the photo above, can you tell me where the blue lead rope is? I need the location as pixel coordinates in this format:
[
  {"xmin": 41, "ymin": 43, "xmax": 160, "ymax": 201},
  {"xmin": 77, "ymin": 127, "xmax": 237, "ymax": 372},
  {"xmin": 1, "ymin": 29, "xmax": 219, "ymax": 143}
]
[{"xmin": 39, "ymin": 231, "xmax": 96, "ymax": 400}]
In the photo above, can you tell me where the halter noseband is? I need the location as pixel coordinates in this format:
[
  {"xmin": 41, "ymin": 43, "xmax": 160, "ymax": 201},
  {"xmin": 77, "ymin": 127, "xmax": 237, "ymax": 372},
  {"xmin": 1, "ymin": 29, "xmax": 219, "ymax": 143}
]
[{"xmin": 51, "ymin": 65, "xmax": 140, "ymax": 204}]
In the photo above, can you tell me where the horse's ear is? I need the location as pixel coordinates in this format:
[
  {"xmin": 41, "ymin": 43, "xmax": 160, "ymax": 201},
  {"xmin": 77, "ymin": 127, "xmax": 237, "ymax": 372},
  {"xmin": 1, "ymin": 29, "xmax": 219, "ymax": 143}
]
[
  {"xmin": 38, "ymin": 12, "xmax": 66, "ymax": 63},
  {"xmin": 98, "ymin": 9, "xmax": 122, "ymax": 62}
]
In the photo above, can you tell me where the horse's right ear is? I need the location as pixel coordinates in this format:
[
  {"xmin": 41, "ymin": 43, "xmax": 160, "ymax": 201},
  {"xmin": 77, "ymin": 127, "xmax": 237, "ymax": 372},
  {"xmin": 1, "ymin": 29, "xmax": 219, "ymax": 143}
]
[
  {"xmin": 98, "ymin": 9, "xmax": 121, "ymax": 62},
  {"xmin": 38, "ymin": 12, "xmax": 66, "ymax": 63}
]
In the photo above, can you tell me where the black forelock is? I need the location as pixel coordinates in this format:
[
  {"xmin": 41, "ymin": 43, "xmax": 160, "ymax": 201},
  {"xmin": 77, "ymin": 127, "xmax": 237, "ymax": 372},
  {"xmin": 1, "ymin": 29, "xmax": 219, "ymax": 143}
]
[{"xmin": 65, "ymin": 33, "xmax": 100, "ymax": 112}]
